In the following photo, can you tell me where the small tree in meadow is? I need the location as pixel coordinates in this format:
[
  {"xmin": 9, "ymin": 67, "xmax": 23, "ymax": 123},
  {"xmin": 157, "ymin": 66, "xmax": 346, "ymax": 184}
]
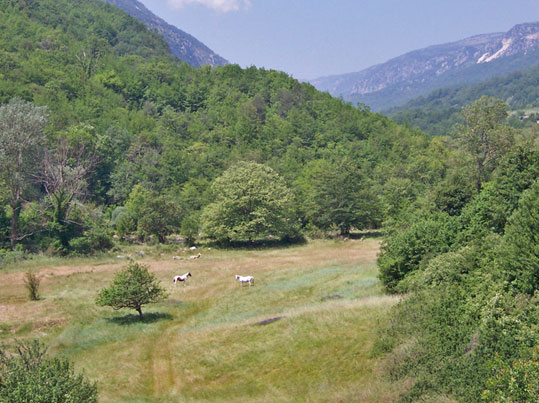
[{"xmin": 96, "ymin": 262, "xmax": 167, "ymax": 320}]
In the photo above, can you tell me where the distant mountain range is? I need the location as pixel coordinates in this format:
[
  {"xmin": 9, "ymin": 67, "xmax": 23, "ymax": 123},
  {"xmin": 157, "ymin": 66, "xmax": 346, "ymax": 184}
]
[
  {"xmin": 102, "ymin": 0, "xmax": 228, "ymax": 67},
  {"xmin": 310, "ymin": 22, "xmax": 539, "ymax": 111},
  {"xmin": 386, "ymin": 63, "xmax": 539, "ymax": 136}
]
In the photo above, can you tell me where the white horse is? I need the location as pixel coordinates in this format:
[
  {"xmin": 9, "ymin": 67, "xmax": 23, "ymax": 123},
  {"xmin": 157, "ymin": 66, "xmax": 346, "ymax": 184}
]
[
  {"xmin": 174, "ymin": 272, "xmax": 192, "ymax": 286},
  {"xmin": 235, "ymin": 275, "xmax": 254, "ymax": 287}
]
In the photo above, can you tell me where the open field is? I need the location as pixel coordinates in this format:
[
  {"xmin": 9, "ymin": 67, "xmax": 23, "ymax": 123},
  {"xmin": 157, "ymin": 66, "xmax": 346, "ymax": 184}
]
[{"xmin": 0, "ymin": 238, "xmax": 405, "ymax": 402}]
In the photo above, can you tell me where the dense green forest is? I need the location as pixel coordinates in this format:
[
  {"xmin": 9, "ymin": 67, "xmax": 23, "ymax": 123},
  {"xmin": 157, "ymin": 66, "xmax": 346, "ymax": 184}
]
[
  {"xmin": 0, "ymin": 0, "xmax": 435, "ymax": 255},
  {"xmin": 389, "ymin": 63, "xmax": 539, "ymax": 136},
  {"xmin": 377, "ymin": 96, "xmax": 539, "ymax": 401},
  {"xmin": 0, "ymin": 1, "xmax": 537, "ymax": 401}
]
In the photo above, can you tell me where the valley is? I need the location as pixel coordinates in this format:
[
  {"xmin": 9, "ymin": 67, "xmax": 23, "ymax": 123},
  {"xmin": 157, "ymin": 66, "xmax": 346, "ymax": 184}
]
[{"xmin": 0, "ymin": 239, "xmax": 406, "ymax": 402}]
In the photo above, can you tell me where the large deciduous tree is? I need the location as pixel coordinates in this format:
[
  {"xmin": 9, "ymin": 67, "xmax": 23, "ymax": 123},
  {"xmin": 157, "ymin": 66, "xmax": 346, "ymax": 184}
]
[
  {"xmin": 0, "ymin": 98, "xmax": 48, "ymax": 247},
  {"xmin": 202, "ymin": 161, "xmax": 299, "ymax": 243},
  {"xmin": 457, "ymin": 96, "xmax": 514, "ymax": 191},
  {"xmin": 36, "ymin": 135, "xmax": 97, "ymax": 251},
  {"xmin": 300, "ymin": 158, "xmax": 381, "ymax": 235}
]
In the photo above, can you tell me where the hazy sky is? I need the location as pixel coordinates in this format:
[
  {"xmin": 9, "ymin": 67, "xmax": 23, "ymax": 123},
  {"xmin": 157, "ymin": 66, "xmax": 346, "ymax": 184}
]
[{"xmin": 139, "ymin": 0, "xmax": 539, "ymax": 80}]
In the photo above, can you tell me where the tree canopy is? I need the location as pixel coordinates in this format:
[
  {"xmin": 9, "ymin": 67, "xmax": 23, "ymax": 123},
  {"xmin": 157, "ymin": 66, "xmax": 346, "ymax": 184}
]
[
  {"xmin": 202, "ymin": 161, "xmax": 299, "ymax": 243},
  {"xmin": 96, "ymin": 261, "xmax": 168, "ymax": 319}
]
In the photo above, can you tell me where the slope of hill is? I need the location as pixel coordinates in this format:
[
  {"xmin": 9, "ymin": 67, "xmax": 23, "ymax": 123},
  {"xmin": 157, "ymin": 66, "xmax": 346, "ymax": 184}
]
[
  {"xmin": 388, "ymin": 64, "xmax": 539, "ymax": 135},
  {"xmin": 311, "ymin": 22, "xmax": 539, "ymax": 111},
  {"xmin": 103, "ymin": 0, "xmax": 228, "ymax": 67},
  {"xmin": 0, "ymin": 0, "xmax": 433, "ymax": 242}
]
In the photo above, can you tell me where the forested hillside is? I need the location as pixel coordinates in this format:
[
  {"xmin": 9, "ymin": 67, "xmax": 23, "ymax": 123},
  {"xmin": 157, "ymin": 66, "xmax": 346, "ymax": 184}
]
[
  {"xmin": 389, "ymin": 63, "xmax": 539, "ymax": 135},
  {"xmin": 102, "ymin": 0, "xmax": 228, "ymax": 67},
  {"xmin": 376, "ymin": 97, "xmax": 539, "ymax": 401},
  {"xmin": 0, "ymin": 0, "xmax": 435, "ymax": 255}
]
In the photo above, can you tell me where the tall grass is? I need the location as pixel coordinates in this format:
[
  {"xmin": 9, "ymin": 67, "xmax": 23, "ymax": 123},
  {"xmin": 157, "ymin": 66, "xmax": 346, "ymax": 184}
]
[{"xmin": 0, "ymin": 239, "xmax": 406, "ymax": 401}]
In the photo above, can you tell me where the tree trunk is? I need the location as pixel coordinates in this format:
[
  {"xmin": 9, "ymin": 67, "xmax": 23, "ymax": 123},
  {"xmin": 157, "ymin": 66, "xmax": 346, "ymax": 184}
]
[
  {"xmin": 137, "ymin": 307, "xmax": 143, "ymax": 320},
  {"xmin": 476, "ymin": 157, "xmax": 484, "ymax": 192},
  {"xmin": 10, "ymin": 201, "xmax": 20, "ymax": 248}
]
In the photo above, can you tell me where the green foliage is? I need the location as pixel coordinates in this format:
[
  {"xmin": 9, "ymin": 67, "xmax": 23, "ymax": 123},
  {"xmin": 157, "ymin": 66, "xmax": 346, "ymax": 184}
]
[
  {"xmin": 482, "ymin": 348, "xmax": 539, "ymax": 402},
  {"xmin": 0, "ymin": 339, "xmax": 98, "ymax": 402},
  {"xmin": 69, "ymin": 221, "xmax": 114, "ymax": 255},
  {"xmin": 299, "ymin": 158, "xmax": 381, "ymax": 235},
  {"xmin": 377, "ymin": 212, "xmax": 458, "ymax": 292},
  {"xmin": 181, "ymin": 213, "xmax": 200, "ymax": 245},
  {"xmin": 23, "ymin": 270, "xmax": 40, "ymax": 301},
  {"xmin": 96, "ymin": 261, "xmax": 168, "ymax": 319},
  {"xmin": 496, "ymin": 180, "xmax": 539, "ymax": 295},
  {"xmin": 202, "ymin": 162, "xmax": 300, "ymax": 243},
  {"xmin": 115, "ymin": 211, "xmax": 136, "ymax": 238},
  {"xmin": 137, "ymin": 195, "xmax": 182, "ymax": 243},
  {"xmin": 376, "ymin": 99, "xmax": 539, "ymax": 400},
  {"xmin": 0, "ymin": 0, "xmax": 439, "ymax": 254},
  {"xmin": 457, "ymin": 96, "xmax": 514, "ymax": 191},
  {"xmin": 0, "ymin": 98, "xmax": 48, "ymax": 247}
]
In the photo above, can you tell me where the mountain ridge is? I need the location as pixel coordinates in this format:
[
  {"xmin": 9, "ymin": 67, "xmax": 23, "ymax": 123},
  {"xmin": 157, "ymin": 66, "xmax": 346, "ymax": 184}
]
[
  {"xmin": 102, "ymin": 0, "xmax": 228, "ymax": 67},
  {"xmin": 310, "ymin": 22, "xmax": 539, "ymax": 111}
]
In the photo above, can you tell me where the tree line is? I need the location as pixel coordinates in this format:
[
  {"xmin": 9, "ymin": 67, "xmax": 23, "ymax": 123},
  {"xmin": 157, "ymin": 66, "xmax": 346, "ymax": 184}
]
[{"xmin": 0, "ymin": 0, "xmax": 437, "ymax": 256}]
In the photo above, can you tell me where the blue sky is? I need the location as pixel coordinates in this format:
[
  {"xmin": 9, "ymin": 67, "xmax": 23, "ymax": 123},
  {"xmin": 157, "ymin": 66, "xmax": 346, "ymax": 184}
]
[{"xmin": 139, "ymin": 0, "xmax": 539, "ymax": 80}]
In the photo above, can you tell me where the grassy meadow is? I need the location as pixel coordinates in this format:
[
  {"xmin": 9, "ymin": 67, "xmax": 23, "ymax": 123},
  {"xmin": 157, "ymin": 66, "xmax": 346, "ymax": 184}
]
[{"xmin": 0, "ymin": 238, "xmax": 406, "ymax": 402}]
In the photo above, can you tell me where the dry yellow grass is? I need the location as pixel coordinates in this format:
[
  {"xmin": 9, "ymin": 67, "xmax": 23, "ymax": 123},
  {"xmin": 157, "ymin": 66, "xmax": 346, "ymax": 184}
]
[{"xmin": 0, "ymin": 238, "xmax": 406, "ymax": 402}]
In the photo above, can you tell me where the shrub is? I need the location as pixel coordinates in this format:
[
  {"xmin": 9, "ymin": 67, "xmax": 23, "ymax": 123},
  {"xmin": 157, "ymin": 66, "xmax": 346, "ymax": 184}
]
[
  {"xmin": 377, "ymin": 212, "xmax": 458, "ymax": 292},
  {"xmin": 482, "ymin": 348, "xmax": 539, "ymax": 402},
  {"xmin": 70, "ymin": 223, "xmax": 114, "ymax": 255},
  {"xmin": 0, "ymin": 340, "xmax": 98, "ymax": 402},
  {"xmin": 23, "ymin": 271, "xmax": 40, "ymax": 301},
  {"xmin": 137, "ymin": 196, "xmax": 182, "ymax": 243}
]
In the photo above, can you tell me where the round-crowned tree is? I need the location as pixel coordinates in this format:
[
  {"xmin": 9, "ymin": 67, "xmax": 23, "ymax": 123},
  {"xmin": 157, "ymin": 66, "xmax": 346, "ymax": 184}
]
[
  {"xmin": 201, "ymin": 161, "xmax": 299, "ymax": 243},
  {"xmin": 96, "ymin": 262, "xmax": 167, "ymax": 320}
]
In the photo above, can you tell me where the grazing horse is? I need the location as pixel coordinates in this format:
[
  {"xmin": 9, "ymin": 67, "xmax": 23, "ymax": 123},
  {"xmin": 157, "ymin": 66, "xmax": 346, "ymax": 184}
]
[
  {"xmin": 235, "ymin": 275, "xmax": 254, "ymax": 287},
  {"xmin": 174, "ymin": 272, "xmax": 192, "ymax": 286}
]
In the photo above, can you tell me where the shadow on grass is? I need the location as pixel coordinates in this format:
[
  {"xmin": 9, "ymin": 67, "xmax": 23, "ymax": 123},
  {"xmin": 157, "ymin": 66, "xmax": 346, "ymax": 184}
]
[
  {"xmin": 349, "ymin": 230, "xmax": 383, "ymax": 239},
  {"xmin": 106, "ymin": 312, "xmax": 173, "ymax": 326},
  {"xmin": 208, "ymin": 236, "xmax": 307, "ymax": 251}
]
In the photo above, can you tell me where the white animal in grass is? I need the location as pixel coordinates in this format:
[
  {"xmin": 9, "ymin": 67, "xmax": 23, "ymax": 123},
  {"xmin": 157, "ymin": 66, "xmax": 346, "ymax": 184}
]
[
  {"xmin": 235, "ymin": 275, "xmax": 254, "ymax": 287},
  {"xmin": 188, "ymin": 253, "xmax": 201, "ymax": 260},
  {"xmin": 173, "ymin": 272, "xmax": 192, "ymax": 286}
]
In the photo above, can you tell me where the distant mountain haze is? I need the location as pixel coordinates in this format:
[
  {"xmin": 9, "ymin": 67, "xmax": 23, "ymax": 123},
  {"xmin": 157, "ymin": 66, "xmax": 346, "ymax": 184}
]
[
  {"xmin": 102, "ymin": 0, "xmax": 228, "ymax": 67},
  {"xmin": 310, "ymin": 22, "xmax": 539, "ymax": 111}
]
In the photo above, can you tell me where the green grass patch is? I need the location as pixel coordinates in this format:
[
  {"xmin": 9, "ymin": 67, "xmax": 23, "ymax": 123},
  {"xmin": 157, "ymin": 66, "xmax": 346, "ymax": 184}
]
[{"xmin": 0, "ymin": 239, "xmax": 405, "ymax": 401}]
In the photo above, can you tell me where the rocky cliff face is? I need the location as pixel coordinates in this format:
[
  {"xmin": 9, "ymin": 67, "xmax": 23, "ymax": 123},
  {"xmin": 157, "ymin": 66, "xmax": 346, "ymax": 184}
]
[
  {"xmin": 103, "ymin": 0, "xmax": 228, "ymax": 67},
  {"xmin": 311, "ymin": 22, "xmax": 539, "ymax": 111}
]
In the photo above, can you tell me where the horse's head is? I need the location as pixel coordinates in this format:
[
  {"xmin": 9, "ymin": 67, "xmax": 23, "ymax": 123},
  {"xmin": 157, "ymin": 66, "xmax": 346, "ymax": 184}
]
[
  {"xmin": 235, "ymin": 275, "xmax": 240, "ymax": 280},
  {"xmin": 187, "ymin": 272, "xmax": 192, "ymax": 277}
]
